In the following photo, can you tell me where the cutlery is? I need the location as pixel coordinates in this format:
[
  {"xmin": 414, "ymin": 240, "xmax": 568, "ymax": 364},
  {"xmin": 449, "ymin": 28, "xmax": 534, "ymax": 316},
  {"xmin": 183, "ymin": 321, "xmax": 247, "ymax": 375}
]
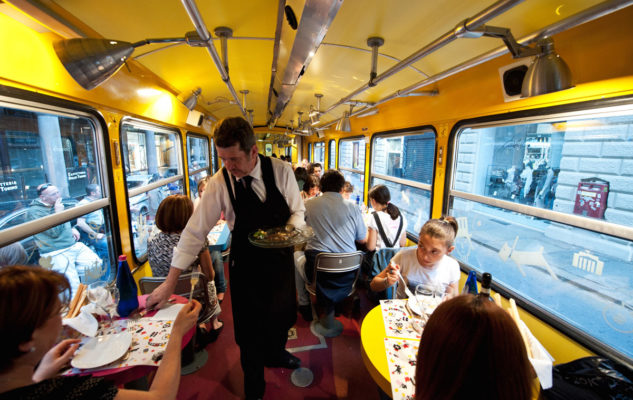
[{"xmin": 189, "ymin": 267, "xmax": 200, "ymax": 302}]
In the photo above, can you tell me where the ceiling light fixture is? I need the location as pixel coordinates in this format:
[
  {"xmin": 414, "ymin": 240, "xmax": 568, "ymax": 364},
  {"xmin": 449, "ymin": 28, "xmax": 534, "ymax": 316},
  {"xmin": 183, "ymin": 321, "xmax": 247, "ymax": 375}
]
[
  {"xmin": 54, "ymin": 32, "xmax": 207, "ymax": 90},
  {"xmin": 460, "ymin": 24, "xmax": 572, "ymax": 97},
  {"xmin": 183, "ymin": 88, "xmax": 201, "ymax": 111},
  {"xmin": 310, "ymin": 93, "xmax": 323, "ymax": 125}
]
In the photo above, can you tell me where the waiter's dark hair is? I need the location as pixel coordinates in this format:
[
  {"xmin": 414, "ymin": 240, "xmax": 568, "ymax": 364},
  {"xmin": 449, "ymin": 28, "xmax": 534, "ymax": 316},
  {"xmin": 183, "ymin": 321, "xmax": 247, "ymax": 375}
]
[
  {"xmin": 214, "ymin": 117, "xmax": 256, "ymax": 153},
  {"xmin": 319, "ymin": 170, "xmax": 345, "ymax": 193}
]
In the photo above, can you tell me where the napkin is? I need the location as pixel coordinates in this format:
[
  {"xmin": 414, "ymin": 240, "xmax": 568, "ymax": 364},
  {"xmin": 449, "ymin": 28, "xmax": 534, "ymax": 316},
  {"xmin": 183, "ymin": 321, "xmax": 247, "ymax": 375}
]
[
  {"xmin": 62, "ymin": 308, "xmax": 99, "ymax": 337},
  {"xmin": 149, "ymin": 303, "xmax": 184, "ymax": 320},
  {"xmin": 521, "ymin": 320, "xmax": 554, "ymax": 389}
]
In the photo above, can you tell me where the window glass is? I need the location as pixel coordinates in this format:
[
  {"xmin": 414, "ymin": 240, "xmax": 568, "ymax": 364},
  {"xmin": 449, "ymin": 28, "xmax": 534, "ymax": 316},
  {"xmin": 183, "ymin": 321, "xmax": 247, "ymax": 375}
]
[
  {"xmin": 314, "ymin": 142, "xmax": 325, "ymax": 164},
  {"xmin": 0, "ymin": 103, "xmax": 114, "ymax": 293},
  {"xmin": 339, "ymin": 138, "xmax": 366, "ymax": 200},
  {"xmin": 308, "ymin": 143, "xmax": 313, "ymax": 162},
  {"xmin": 121, "ymin": 121, "xmax": 183, "ymax": 261},
  {"xmin": 450, "ymin": 108, "xmax": 633, "ymax": 362},
  {"xmin": 370, "ymin": 131, "xmax": 435, "ymax": 236},
  {"xmin": 187, "ymin": 135, "xmax": 210, "ymax": 200},
  {"xmin": 328, "ymin": 139, "xmax": 336, "ymax": 169}
]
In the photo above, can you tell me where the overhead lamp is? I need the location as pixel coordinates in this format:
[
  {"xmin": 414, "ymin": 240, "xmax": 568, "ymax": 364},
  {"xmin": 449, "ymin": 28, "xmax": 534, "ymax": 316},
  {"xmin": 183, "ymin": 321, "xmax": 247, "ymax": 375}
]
[
  {"xmin": 183, "ymin": 88, "xmax": 201, "ymax": 111},
  {"xmin": 337, "ymin": 104, "xmax": 354, "ymax": 132},
  {"xmin": 310, "ymin": 93, "xmax": 323, "ymax": 125},
  {"xmin": 53, "ymin": 32, "xmax": 206, "ymax": 90},
  {"xmin": 460, "ymin": 23, "xmax": 573, "ymax": 97},
  {"xmin": 367, "ymin": 37, "xmax": 384, "ymax": 87},
  {"xmin": 520, "ymin": 38, "xmax": 572, "ymax": 97}
]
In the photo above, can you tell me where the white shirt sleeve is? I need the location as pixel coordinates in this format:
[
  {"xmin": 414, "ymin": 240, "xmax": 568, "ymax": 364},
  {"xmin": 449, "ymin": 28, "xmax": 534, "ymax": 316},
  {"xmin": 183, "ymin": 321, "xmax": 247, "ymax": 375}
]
[{"xmin": 272, "ymin": 158, "xmax": 306, "ymax": 228}]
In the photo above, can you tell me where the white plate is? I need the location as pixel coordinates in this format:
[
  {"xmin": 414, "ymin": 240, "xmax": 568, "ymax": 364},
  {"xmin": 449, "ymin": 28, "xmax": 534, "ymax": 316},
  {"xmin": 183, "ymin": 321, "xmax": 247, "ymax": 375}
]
[
  {"xmin": 71, "ymin": 331, "xmax": 132, "ymax": 369},
  {"xmin": 408, "ymin": 296, "xmax": 441, "ymax": 316}
]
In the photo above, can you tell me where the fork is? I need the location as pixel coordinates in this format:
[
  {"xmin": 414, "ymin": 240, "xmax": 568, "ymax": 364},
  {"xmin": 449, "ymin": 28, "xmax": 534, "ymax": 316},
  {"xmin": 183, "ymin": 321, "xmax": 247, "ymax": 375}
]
[
  {"xmin": 395, "ymin": 268, "xmax": 423, "ymax": 313},
  {"xmin": 189, "ymin": 267, "xmax": 200, "ymax": 302}
]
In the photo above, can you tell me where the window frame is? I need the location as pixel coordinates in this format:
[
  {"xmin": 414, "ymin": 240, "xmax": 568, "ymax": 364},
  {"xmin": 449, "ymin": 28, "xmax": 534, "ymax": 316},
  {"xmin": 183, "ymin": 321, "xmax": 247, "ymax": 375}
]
[
  {"xmin": 186, "ymin": 132, "xmax": 212, "ymax": 198},
  {"xmin": 445, "ymin": 94, "xmax": 633, "ymax": 365},
  {"xmin": 120, "ymin": 117, "xmax": 185, "ymax": 264},
  {"xmin": 338, "ymin": 135, "xmax": 368, "ymax": 200},
  {"xmin": 369, "ymin": 126, "xmax": 437, "ymax": 238},
  {"xmin": 313, "ymin": 141, "xmax": 325, "ymax": 164},
  {"xmin": 0, "ymin": 87, "xmax": 118, "ymax": 268}
]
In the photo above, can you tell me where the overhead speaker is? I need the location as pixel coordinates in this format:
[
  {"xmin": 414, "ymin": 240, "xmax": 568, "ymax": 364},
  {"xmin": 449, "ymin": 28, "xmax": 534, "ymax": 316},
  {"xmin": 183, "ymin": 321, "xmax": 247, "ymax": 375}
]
[
  {"xmin": 186, "ymin": 110, "xmax": 203, "ymax": 126},
  {"xmin": 316, "ymin": 130, "xmax": 325, "ymax": 139},
  {"xmin": 498, "ymin": 58, "xmax": 532, "ymax": 102}
]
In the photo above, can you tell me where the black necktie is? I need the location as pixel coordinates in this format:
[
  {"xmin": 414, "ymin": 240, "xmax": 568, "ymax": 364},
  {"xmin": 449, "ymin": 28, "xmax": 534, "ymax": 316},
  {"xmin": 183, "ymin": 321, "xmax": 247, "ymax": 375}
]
[{"xmin": 236, "ymin": 175, "xmax": 255, "ymax": 199}]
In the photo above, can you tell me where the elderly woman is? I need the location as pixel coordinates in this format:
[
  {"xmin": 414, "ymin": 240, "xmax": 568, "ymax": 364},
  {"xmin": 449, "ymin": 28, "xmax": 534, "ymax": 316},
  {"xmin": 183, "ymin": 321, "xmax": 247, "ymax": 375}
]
[
  {"xmin": 0, "ymin": 265, "xmax": 200, "ymax": 399},
  {"xmin": 415, "ymin": 294, "xmax": 534, "ymax": 400}
]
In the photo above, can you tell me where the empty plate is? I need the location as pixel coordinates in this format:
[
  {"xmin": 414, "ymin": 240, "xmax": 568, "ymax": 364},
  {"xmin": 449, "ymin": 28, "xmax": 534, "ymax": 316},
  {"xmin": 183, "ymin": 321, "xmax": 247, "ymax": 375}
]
[{"xmin": 71, "ymin": 331, "xmax": 132, "ymax": 369}]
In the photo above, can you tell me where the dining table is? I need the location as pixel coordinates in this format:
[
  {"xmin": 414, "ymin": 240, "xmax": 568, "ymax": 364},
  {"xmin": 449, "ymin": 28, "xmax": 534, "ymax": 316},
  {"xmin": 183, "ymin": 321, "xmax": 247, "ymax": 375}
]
[{"xmin": 64, "ymin": 294, "xmax": 195, "ymax": 386}]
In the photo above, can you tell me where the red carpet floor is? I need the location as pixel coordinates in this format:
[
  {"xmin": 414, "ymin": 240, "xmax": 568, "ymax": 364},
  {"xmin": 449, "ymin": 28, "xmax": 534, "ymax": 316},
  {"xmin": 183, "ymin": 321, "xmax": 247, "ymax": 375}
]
[{"xmin": 177, "ymin": 265, "xmax": 381, "ymax": 399}]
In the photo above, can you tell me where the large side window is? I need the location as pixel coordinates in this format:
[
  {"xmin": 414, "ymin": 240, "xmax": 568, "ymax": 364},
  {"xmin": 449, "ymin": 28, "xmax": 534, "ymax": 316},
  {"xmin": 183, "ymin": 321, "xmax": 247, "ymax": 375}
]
[
  {"xmin": 338, "ymin": 137, "xmax": 366, "ymax": 201},
  {"xmin": 307, "ymin": 143, "xmax": 313, "ymax": 163},
  {"xmin": 186, "ymin": 134, "xmax": 211, "ymax": 200},
  {"xmin": 0, "ymin": 99, "xmax": 115, "ymax": 294},
  {"xmin": 121, "ymin": 120, "xmax": 183, "ymax": 261},
  {"xmin": 313, "ymin": 142, "xmax": 325, "ymax": 164},
  {"xmin": 370, "ymin": 130, "xmax": 435, "ymax": 236},
  {"xmin": 449, "ymin": 105, "xmax": 633, "ymax": 362},
  {"xmin": 328, "ymin": 139, "xmax": 336, "ymax": 170}
]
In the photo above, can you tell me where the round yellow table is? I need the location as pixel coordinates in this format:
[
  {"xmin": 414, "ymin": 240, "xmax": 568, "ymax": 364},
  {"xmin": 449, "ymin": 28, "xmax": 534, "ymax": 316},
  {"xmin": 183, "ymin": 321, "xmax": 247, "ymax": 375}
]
[{"xmin": 360, "ymin": 305, "xmax": 392, "ymax": 396}]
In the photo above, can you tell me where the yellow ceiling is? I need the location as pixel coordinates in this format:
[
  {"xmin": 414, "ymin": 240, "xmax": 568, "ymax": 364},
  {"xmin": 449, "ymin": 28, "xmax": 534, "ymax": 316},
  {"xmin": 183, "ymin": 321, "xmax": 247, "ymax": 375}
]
[{"xmin": 13, "ymin": 0, "xmax": 607, "ymax": 127}]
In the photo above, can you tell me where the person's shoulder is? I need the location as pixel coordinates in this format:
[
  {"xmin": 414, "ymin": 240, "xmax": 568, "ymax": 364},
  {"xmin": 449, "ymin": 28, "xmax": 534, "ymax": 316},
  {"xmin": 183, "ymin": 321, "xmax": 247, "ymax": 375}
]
[
  {"xmin": 270, "ymin": 156, "xmax": 292, "ymax": 171},
  {"xmin": 442, "ymin": 254, "xmax": 459, "ymax": 268}
]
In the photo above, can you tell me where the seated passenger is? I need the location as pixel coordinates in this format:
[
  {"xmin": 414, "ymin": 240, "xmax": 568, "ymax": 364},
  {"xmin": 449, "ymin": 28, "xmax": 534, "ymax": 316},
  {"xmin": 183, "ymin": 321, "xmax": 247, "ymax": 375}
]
[
  {"xmin": 148, "ymin": 195, "xmax": 223, "ymax": 343},
  {"xmin": 415, "ymin": 294, "xmax": 534, "ymax": 400},
  {"xmin": 366, "ymin": 184, "xmax": 407, "ymax": 251},
  {"xmin": 0, "ymin": 265, "xmax": 200, "ymax": 400},
  {"xmin": 295, "ymin": 170, "xmax": 367, "ymax": 321},
  {"xmin": 294, "ymin": 167, "xmax": 308, "ymax": 192},
  {"xmin": 307, "ymin": 162, "xmax": 322, "ymax": 178},
  {"xmin": 341, "ymin": 181, "xmax": 354, "ymax": 201},
  {"xmin": 75, "ymin": 184, "xmax": 110, "ymax": 280},
  {"xmin": 0, "ymin": 242, "xmax": 28, "ymax": 269},
  {"xmin": 300, "ymin": 175, "xmax": 320, "ymax": 201},
  {"xmin": 27, "ymin": 183, "xmax": 102, "ymax": 296},
  {"xmin": 370, "ymin": 216, "xmax": 459, "ymax": 299}
]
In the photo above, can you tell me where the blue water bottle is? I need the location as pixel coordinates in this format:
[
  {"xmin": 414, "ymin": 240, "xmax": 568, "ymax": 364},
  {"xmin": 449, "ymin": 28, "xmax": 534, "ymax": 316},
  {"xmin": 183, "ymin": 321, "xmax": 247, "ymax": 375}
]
[
  {"xmin": 461, "ymin": 270, "xmax": 479, "ymax": 295},
  {"xmin": 116, "ymin": 255, "xmax": 139, "ymax": 317},
  {"xmin": 355, "ymin": 194, "xmax": 360, "ymax": 206}
]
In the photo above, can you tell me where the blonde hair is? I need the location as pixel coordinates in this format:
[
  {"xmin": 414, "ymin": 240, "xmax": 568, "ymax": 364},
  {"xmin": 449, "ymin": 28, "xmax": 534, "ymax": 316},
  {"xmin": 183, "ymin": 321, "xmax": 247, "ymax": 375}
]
[{"xmin": 419, "ymin": 216, "xmax": 459, "ymax": 248}]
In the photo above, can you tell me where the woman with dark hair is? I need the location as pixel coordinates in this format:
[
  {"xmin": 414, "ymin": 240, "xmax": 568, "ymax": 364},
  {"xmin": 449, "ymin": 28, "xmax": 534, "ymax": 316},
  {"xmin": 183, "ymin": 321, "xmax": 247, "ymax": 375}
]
[
  {"xmin": 0, "ymin": 265, "xmax": 200, "ymax": 400},
  {"xmin": 148, "ymin": 195, "xmax": 223, "ymax": 342},
  {"xmin": 366, "ymin": 185, "xmax": 407, "ymax": 251},
  {"xmin": 294, "ymin": 167, "xmax": 309, "ymax": 192},
  {"xmin": 415, "ymin": 294, "xmax": 534, "ymax": 400},
  {"xmin": 300, "ymin": 175, "xmax": 320, "ymax": 201}
]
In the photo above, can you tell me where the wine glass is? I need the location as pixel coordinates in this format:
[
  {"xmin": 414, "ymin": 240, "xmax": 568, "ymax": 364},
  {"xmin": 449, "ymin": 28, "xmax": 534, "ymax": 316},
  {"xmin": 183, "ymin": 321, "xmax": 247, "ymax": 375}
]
[{"xmin": 87, "ymin": 281, "xmax": 114, "ymax": 321}]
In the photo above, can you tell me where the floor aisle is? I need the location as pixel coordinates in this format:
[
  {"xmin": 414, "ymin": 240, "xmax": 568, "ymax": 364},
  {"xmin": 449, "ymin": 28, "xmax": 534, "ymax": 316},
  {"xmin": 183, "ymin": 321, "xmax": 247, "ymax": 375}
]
[{"xmin": 177, "ymin": 263, "xmax": 382, "ymax": 399}]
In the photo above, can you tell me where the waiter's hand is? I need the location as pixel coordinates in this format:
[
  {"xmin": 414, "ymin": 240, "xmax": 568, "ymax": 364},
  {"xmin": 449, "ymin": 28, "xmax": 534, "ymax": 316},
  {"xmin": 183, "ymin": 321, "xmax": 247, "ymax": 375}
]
[{"xmin": 145, "ymin": 267, "xmax": 182, "ymax": 310}]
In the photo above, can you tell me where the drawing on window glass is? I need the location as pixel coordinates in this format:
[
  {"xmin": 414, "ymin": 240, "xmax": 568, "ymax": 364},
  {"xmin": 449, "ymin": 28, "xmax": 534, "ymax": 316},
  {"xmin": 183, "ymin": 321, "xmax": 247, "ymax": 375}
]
[
  {"xmin": 572, "ymin": 250, "xmax": 604, "ymax": 276},
  {"xmin": 498, "ymin": 236, "xmax": 558, "ymax": 280},
  {"xmin": 602, "ymin": 303, "xmax": 633, "ymax": 334},
  {"xmin": 352, "ymin": 142, "xmax": 359, "ymax": 169}
]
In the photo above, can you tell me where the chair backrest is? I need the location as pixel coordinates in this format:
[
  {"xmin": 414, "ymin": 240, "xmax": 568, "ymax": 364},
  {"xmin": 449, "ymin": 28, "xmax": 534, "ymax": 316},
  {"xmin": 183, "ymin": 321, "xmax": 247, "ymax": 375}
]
[
  {"xmin": 139, "ymin": 272, "xmax": 212, "ymax": 322},
  {"xmin": 309, "ymin": 251, "xmax": 364, "ymax": 305}
]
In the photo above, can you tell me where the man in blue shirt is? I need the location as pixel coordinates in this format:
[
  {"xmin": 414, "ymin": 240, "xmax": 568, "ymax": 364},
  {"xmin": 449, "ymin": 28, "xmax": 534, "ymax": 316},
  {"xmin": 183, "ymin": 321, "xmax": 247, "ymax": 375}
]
[{"xmin": 295, "ymin": 170, "xmax": 367, "ymax": 320}]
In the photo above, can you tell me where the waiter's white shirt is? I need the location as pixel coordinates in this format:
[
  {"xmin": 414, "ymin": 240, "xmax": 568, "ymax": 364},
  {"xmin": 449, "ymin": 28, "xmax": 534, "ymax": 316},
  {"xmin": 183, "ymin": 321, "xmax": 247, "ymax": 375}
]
[{"xmin": 171, "ymin": 156, "xmax": 305, "ymax": 270}]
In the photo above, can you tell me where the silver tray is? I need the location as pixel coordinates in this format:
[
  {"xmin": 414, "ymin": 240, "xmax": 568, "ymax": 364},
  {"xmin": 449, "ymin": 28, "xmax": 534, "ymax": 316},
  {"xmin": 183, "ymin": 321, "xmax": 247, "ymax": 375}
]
[{"xmin": 248, "ymin": 225, "xmax": 314, "ymax": 248}]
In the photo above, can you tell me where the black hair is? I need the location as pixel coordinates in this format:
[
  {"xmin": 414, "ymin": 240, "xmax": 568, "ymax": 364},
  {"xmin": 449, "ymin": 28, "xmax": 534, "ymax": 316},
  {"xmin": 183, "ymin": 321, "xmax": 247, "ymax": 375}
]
[
  {"xmin": 320, "ymin": 170, "xmax": 345, "ymax": 193},
  {"xmin": 214, "ymin": 117, "xmax": 256, "ymax": 153},
  {"xmin": 368, "ymin": 184, "xmax": 401, "ymax": 220},
  {"xmin": 85, "ymin": 183, "xmax": 99, "ymax": 195}
]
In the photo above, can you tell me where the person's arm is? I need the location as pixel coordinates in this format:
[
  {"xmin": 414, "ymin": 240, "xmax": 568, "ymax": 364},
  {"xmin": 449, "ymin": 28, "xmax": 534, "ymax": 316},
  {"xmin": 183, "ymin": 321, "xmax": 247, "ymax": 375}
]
[
  {"xmin": 198, "ymin": 248, "xmax": 214, "ymax": 281},
  {"xmin": 32, "ymin": 339, "xmax": 81, "ymax": 382},
  {"xmin": 76, "ymin": 217, "xmax": 105, "ymax": 240},
  {"xmin": 366, "ymin": 228, "xmax": 377, "ymax": 251},
  {"xmin": 115, "ymin": 300, "xmax": 201, "ymax": 400},
  {"xmin": 278, "ymin": 161, "xmax": 306, "ymax": 228},
  {"xmin": 399, "ymin": 231, "xmax": 407, "ymax": 247},
  {"xmin": 145, "ymin": 267, "xmax": 183, "ymax": 310},
  {"xmin": 354, "ymin": 207, "xmax": 368, "ymax": 245},
  {"xmin": 370, "ymin": 263, "xmax": 399, "ymax": 292}
]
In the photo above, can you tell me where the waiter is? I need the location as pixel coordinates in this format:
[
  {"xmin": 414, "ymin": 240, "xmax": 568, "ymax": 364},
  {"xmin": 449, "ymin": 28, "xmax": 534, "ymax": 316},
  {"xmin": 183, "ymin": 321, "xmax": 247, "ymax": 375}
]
[{"xmin": 146, "ymin": 117, "xmax": 305, "ymax": 399}]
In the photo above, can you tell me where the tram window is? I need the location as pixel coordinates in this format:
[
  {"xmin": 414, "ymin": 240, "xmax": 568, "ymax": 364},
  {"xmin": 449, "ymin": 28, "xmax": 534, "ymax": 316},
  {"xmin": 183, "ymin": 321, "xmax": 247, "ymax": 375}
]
[
  {"xmin": 186, "ymin": 134, "xmax": 211, "ymax": 200},
  {"xmin": 370, "ymin": 131, "xmax": 435, "ymax": 235},
  {"xmin": 328, "ymin": 139, "xmax": 336, "ymax": 169},
  {"xmin": 308, "ymin": 143, "xmax": 313, "ymax": 162},
  {"xmin": 0, "ymin": 102, "xmax": 115, "ymax": 291},
  {"xmin": 313, "ymin": 142, "xmax": 325, "ymax": 164},
  {"xmin": 121, "ymin": 121, "xmax": 183, "ymax": 261},
  {"xmin": 338, "ymin": 138, "xmax": 366, "ymax": 201},
  {"xmin": 450, "ymin": 107, "xmax": 633, "ymax": 362}
]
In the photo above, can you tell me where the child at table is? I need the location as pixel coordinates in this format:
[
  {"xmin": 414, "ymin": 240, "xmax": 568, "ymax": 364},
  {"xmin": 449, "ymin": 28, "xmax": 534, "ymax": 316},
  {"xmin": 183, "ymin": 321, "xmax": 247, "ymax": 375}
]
[{"xmin": 370, "ymin": 216, "xmax": 460, "ymax": 299}]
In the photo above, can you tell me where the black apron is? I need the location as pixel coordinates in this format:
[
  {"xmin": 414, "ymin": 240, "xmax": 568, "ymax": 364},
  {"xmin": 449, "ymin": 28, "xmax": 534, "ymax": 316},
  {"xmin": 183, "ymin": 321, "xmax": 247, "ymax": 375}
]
[{"xmin": 223, "ymin": 155, "xmax": 297, "ymax": 346}]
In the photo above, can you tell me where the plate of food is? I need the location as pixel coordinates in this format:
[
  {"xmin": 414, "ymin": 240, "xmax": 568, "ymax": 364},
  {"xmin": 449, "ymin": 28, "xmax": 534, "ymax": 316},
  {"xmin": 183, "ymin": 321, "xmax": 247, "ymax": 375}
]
[
  {"xmin": 248, "ymin": 225, "xmax": 314, "ymax": 248},
  {"xmin": 71, "ymin": 331, "xmax": 132, "ymax": 369}
]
